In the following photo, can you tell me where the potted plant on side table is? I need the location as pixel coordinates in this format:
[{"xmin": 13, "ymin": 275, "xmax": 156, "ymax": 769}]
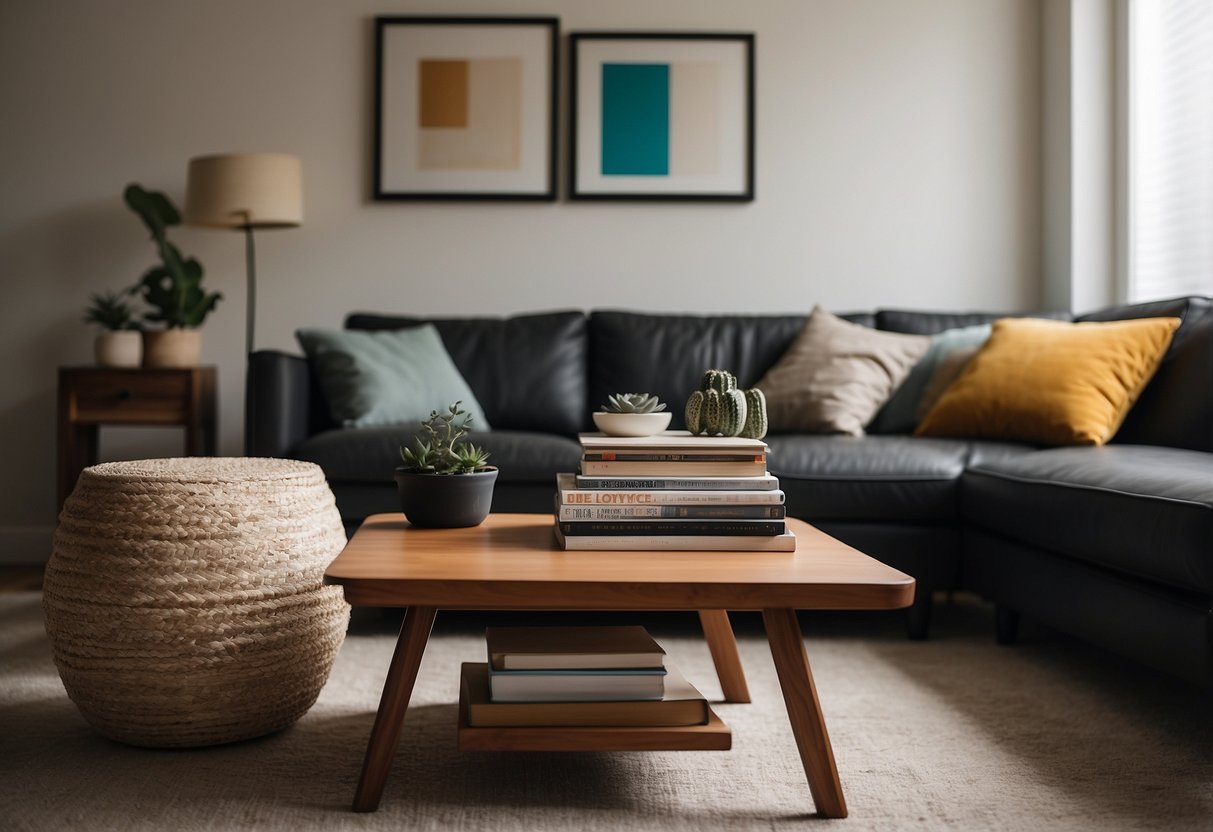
[
  {"xmin": 396, "ymin": 401, "xmax": 497, "ymax": 528},
  {"xmin": 123, "ymin": 183, "xmax": 221, "ymax": 367},
  {"xmin": 84, "ymin": 289, "xmax": 142, "ymax": 368}
]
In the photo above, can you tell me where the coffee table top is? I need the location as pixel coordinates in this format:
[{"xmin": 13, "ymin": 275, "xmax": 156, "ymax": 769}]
[{"xmin": 324, "ymin": 513, "xmax": 914, "ymax": 611}]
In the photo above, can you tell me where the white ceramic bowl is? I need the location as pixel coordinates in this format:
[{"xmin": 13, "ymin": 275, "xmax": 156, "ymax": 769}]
[{"xmin": 592, "ymin": 411, "xmax": 673, "ymax": 437}]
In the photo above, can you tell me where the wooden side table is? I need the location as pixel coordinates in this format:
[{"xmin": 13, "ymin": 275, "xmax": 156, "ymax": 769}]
[{"xmin": 57, "ymin": 366, "xmax": 217, "ymax": 510}]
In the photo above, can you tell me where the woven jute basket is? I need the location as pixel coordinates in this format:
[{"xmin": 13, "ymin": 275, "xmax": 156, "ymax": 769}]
[{"xmin": 43, "ymin": 457, "xmax": 350, "ymax": 748}]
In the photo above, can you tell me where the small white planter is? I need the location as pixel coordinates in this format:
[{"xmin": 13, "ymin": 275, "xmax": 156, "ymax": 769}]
[
  {"xmin": 592, "ymin": 411, "xmax": 673, "ymax": 437},
  {"xmin": 94, "ymin": 331, "xmax": 142, "ymax": 368}
]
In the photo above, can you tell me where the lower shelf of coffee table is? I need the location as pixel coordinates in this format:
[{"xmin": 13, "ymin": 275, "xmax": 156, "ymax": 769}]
[{"xmin": 457, "ymin": 698, "xmax": 732, "ymax": 752}]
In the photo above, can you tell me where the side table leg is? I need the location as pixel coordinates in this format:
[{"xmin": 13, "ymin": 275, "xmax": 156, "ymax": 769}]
[
  {"xmin": 698, "ymin": 610, "xmax": 751, "ymax": 703},
  {"xmin": 762, "ymin": 608, "xmax": 847, "ymax": 818},
  {"xmin": 352, "ymin": 605, "xmax": 437, "ymax": 812}
]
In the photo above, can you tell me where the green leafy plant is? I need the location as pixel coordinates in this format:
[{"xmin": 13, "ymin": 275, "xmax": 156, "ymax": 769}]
[
  {"xmin": 600, "ymin": 393, "xmax": 667, "ymax": 414},
  {"xmin": 399, "ymin": 401, "xmax": 492, "ymax": 474},
  {"xmin": 124, "ymin": 183, "xmax": 221, "ymax": 329},
  {"xmin": 83, "ymin": 289, "xmax": 141, "ymax": 331}
]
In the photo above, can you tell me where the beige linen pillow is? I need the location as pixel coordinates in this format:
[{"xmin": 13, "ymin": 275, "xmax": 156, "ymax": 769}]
[{"xmin": 756, "ymin": 306, "xmax": 931, "ymax": 436}]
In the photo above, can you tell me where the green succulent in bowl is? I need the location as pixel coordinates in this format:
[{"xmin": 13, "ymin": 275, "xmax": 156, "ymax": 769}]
[
  {"xmin": 600, "ymin": 393, "xmax": 667, "ymax": 414},
  {"xmin": 594, "ymin": 393, "xmax": 672, "ymax": 437}
]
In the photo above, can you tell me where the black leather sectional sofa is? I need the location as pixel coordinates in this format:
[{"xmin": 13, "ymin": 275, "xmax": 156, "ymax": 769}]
[{"xmin": 248, "ymin": 296, "xmax": 1213, "ymax": 685}]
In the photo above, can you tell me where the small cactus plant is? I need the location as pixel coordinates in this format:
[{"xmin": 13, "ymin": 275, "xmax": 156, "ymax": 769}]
[
  {"xmin": 685, "ymin": 369, "xmax": 768, "ymax": 439},
  {"xmin": 741, "ymin": 387, "xmax": 768, "ymax": 439},
  {"xmin": 600, "ymin": 393, "xmax": 667, "ymax": 414}
]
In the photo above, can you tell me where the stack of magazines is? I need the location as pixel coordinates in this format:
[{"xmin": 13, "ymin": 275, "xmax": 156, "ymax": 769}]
[
  {"xmin": 462, "ymin": 626, "xmax": 709, "ymax": 727},
  {"xmin": 552, "ymin": 431, "xmax": 794, "ymax": 551}
]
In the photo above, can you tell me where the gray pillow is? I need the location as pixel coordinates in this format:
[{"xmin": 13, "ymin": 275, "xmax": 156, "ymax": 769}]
[
  {"xmin": 755, "ymin": 306, "xmax": 930, "ymax": 436},
  {"xmin": 296, "ymin": 325, "xmax": 490, "ymax": 430},
  {"xmin": 869, "ymin": 324, "xmax": 992, "ymax": 434}
]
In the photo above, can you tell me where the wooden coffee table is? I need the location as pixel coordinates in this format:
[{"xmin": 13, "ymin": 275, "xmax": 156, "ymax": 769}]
[{"xmin": 324, "ymin": 513, "xmax": 914, "ymax": 818}]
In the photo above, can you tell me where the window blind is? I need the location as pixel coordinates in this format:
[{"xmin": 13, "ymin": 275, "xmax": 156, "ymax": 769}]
[{"xmin": 1128, "ymin": 0, "xmax": 1213, "ymax": 301}]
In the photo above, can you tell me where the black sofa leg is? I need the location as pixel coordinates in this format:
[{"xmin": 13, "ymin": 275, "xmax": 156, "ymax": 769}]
[
  {"xmin": 995, "ymin": 605, "xmax": 1020, "ymax": 645},
  {"xmin": 905, "ymin": 591, "xmax": 932, "ymax": 641}
]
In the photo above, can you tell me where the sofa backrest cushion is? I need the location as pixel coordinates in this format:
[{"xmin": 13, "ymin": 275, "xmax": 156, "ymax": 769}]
[
  {"xmin": 876, "ymin": 308, "xmax": 1072, "ymax": 334},
  {"xmin": 588, "ymin": 311, "xmax": 874, "ymax": 431},
  {"xmin": 1077, "ymin": 296, "xmax": 1213, "ymax": 452},
  {"xmin": 345, "ymin": 310, "xmax": 588, "ymax": 437}
]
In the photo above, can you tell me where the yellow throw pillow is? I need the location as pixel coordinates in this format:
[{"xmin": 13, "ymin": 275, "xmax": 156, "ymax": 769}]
[{"xmin": 915, "ymin": 316, "xmax": 1180, "ymax": 446}]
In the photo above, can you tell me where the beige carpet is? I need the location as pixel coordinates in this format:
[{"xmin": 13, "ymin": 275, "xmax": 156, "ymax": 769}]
[{"xmin": 2, "ymin": 592, "xmax": 1209, "ymax": 831}]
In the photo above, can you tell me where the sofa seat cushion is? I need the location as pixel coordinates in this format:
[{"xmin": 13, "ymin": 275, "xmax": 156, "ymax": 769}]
[
  {"xmin": 963, "ymin": 446, "xmax": 1213, "ymax": 593},
  {"xmin": 767, "ymin": 435, "xmax": 1032, "ymax": 522},
  {"xmin": 294, "ymin": 427, "xmax": 582, "ymax": 486}
]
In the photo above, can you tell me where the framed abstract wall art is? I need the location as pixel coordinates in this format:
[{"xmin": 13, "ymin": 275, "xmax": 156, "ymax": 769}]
[
  {"xmin": 374, "ymin": 16, "xmax": 558, "ymax": 200},
  {"xmin": 569, "ymin": 33, "xmax": 755, "ymax": 201}
]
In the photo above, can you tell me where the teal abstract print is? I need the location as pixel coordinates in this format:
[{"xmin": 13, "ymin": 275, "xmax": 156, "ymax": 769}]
[{"xmin": 571, "ymin": 33, "xmax": 754, "ymax": 200}]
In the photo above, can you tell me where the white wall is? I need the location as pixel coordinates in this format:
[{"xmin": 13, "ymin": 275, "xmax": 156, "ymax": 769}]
[
  {"xmin": 1043, "ymin": 0, "xmax": 1118, "ymax": 314},
  {"xmin": 0, "ymin": 0, "xmax": 1042, "ymax": 561}
]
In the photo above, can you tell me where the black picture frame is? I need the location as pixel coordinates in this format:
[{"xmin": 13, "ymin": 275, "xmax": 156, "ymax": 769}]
[
  {"xmin": 569, "ymin": 32, "xmax": 755, "ymax": 202},
  {"xmin": 373, "ymin": 16, "xmax": 559, "ymax": 201}
]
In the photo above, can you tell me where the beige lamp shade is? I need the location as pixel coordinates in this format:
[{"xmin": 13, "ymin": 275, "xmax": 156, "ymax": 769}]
[{"xmin": 185, "ymin": 153, "xmax": 303, "ymax": 229}]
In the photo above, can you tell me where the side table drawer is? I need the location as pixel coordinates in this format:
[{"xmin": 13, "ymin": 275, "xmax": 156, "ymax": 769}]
[{"xmin": 70, "ymin": 371, "xmax": 190, "ymax": 422}]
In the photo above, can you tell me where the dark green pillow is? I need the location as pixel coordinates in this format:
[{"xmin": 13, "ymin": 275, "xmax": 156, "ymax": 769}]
[{"xmin": 296, "ymin": 325, "xmax": 490, "ymax": 429}]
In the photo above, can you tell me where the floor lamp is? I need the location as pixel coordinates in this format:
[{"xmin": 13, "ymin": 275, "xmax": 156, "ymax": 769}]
[{"xmin": 184, "ymin": 153, "xmax": 303, "ymax": 452}]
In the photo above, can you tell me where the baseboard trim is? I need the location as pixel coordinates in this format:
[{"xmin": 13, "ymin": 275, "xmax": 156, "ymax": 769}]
[{"xmin": 0, "ymin": 526, "xmax": 53, "ymax": 565}]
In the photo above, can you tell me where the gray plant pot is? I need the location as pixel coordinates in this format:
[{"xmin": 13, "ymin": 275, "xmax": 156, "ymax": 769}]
[{"xmin": 393, "ymin": 467, "xmax": 498, "ymax": 528}]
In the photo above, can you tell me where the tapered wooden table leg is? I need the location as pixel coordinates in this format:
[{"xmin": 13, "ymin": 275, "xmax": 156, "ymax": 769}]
[
  {"xmin": 698, "ymin": 609, "xmax": 751, "ymax": 703},
  {"xmin": 352, "ymin": 605, "xmax": 437, "ymax": 812},
  {"xmin": 762, "ymin": 608, "xmax": 847, "ymax": 818}
]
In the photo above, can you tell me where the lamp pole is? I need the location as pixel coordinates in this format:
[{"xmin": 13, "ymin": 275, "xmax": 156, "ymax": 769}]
[{"xmin": 241, "ymin": 214, "xmax": 256, "ymax": 357}]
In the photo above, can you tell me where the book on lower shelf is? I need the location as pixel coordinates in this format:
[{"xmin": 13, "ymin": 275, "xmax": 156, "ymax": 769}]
[
  {"xmin": 487, "ymin": 664, "xmax": 667, "ymax": 702},
  {"xmin": 462, "ymin": 662, "xmax": 710, "ymax": 727},
  {"xmin": 487, "ymin": 625, "xmax": 666, "ymax": 670}
]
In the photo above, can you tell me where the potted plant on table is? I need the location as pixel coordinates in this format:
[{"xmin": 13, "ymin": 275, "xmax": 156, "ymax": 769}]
[
  {"xmin": 123, "ymin": 183, "xmax": 221, "ymax": 367},
  {"xmin": 83, "ymin": 289, "xmax": 142, "ymax": 367},
  {"xmin": 396, "ymin": 401, "xmax": 497, "ymax": 528}
]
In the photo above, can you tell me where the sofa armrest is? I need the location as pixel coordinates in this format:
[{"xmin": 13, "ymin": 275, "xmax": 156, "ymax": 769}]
[{"xmin": 246, "ymin": 350, "xmax": 322, "ymax": 458}]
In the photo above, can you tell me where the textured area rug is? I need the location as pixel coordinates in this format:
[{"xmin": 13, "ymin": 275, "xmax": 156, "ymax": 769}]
[{"xmin": 2, "ymin": 592, "xmax": 1210, "ymax": 831}]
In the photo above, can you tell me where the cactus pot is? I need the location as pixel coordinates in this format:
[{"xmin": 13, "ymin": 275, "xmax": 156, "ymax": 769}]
[
  {"xmin": 592, "ymin": 412, "xmax": 673, "ymax": 437},
  {"xmin": 394, "ymin": 467, "xmax": 498, "ymax": 528}
]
